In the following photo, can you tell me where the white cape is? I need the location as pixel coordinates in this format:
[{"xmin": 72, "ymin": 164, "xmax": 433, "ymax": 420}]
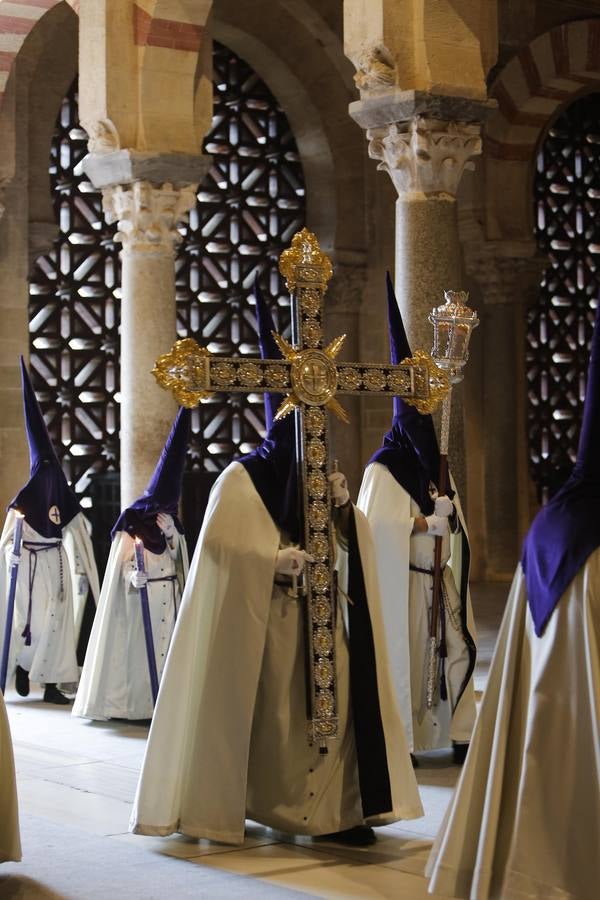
[
  {"xmin": 0, "ymin": 510, "xmax": 80, "ymax": 685},
  {"xmin": 426, "ymin": 553, "xmax": 600, "ymax": 900},
  {"xmin": 0, "ymin": 691, "xmax": 21, "ymax": 863},
  {"xmin": 130, "ymin": 462, "xmax": 422, "ymax": 845},
  {"xmin": 73, "ymin": 531, "xmax": 189, "ymax": 721},
  {"xmin": 63, "ymin": 512, "xmax": 100, "ymax": 640},
  {"xmin": 358, "ymin": 462, "xmax": 477, "ymax": 751}
]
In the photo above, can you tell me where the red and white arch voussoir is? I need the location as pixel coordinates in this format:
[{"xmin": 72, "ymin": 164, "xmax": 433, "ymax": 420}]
[
  {"xmin": 0, "ymin": 0, "xmax": 207, "ymax": 114},
  {"xmin": 0, "ymin": 0, "xmax": 79, "ymax": 106},
  {"xmin": 487, "ymin": 18, "xmax": 600, "ymax": 160}
]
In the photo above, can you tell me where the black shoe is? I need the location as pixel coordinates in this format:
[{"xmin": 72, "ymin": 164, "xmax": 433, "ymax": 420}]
[
  {"xmin": 410, "ymin": 753, "xmax": 419, "ymax": 768},
  {"xmin": 15, "ymin": 665, "xmax": 30, "ymax": 697},
  {"xmin": 316, "ymin": 826, "xmax": 377, "ymax": 847},
  {"xmin": 452, "ymin": 742, "xmax": 469, "ymax": 765},
  {"xmin": 43, "ymin": 684, "xmax": 71, "ymax": 705}
]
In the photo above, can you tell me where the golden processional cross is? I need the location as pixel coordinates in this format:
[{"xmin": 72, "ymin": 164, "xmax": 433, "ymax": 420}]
[{"xmin": 153, "ymin": 229, "xmax": 448, "ymax": 748}]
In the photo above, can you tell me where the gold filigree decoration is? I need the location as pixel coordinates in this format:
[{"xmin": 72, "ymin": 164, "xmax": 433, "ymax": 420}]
[
  {"xmin": 337, "ymin": 367, "xmax": 362, "ymax": 391},
  {"xmin": 311, "ymin": 598, "xmax": 331, "ymax": 624},
  {"xmin": 387, "ymin": 368, "xmax": 412, "ymax": 394},
  {"xmin": 306, "ymin": 439, "xmax": 326, "ymax": 466},
  {"xmin": 363, "ymin": 368, "xmax": 387, "ymax": 391},
  {"xmin": 238, "ymin": 362, "xmax": 262, "ymax": 387},
  {"xmin": 314, "ymin": 627, "xmax": 333, "ymax": 654},
  {"xmin": 303, "ymin": 319, "xmax": 321, "ymax": 347},
  {"xmin": 299, "ymin": 287, "xmax": 321, "ymax": 316},
  {"xmin": 279, "ymin": 228, "xmax": 333, "ymax": 292},
  {"xmin": 271, "ymin": 331, "xmax": 350, "ymax": 422},
  {"xmin": 305, "ymin": 408, "xmax": 325, "ymax": 434},
  {"xmin": 308, "ymin": 471, "xmax": 327, "ymax": 497},
  {"xmin": 315, "ymin": 690, "xmax": 335, "ymax": 717},
  {"xmin": 212, "ymin": 361, "xmax": 237, "ymax": 386},
  {"xmin": 310, "ymin": 535, "xmax": 329, "ymax": 561},
  {"xmin": 314, "ymin": 719, "xmax": 337, "ymax": 737},
  {"xmin": 315, "ymin": 659, "xmax": 333, "ymax": 688},
  {"xmin": 313, "ymin": 563, "xmax": 329, "ymax": 592},
  {"xmin": 309, "ymin": 501, "xmax": 329, "ymax": 531},
  {"xmin": 152, "ymin": 338, "xmax": 212, "ymax": 409},
  {"xmin": 401, "ymin": 350, "xmax": 450, "ymax": 415},
  {"xmin": 264, "ymin": 366, "xmax": 289, "ymax": 389}
]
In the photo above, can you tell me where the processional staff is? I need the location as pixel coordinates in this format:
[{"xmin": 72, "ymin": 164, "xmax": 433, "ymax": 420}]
[
  {"xmin": 152, "ymin": 228, "xmax": 450, "ymax": 749},
  {"xmin": 426, "ymin": 292, "xmax": 479, "ymax": 709},
  {"xmin": 0, "ymin": 511, "xmax": 24, "ymax": 694}
]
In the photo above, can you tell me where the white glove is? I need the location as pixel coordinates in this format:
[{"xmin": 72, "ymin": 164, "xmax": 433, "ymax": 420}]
[
  {"xmin": 328, "ymin": 471, "xmax": 350, "ymax": 508},
  {"xmin": 275, "ymin": 547, "xmax": 314, "ymax": 576},
  {"xmin": 156, "ymin": 512, "xmax": 176, "ymax": 541},
  {"xmin": 130, "ymin": 570, "xmax": 148, "ymax": 590},
  {"xmin": 425, "ymin": 514, "xmax": 449, "ymax": 537},
  {"xmin": 8, "ymin": 553, "xmax": 20, "ymax": 569},
  {"xmin": 434, "ymin": 495, "xmax": 454, "ymax": 518}
]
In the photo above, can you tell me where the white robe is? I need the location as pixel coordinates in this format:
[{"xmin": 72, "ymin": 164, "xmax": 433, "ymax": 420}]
[
  {"xmin": 358, "ymin": 463, "xmax": 477, "ymax": 752},
  {"xmin": 0, "ymin": 511, "xmax": 80, "ymax": 686},
  {"xmin": 73, "ymin": 531, "xmax": 189, "ymax": 721},
  {"xmin": 0, "ymin": 690, "xmax": 21, "ymax": 863},
  {"xmin": 426, "ymin": 553, "xmax": 600, "ymax": 900},
  {"xmin": 62, "ymin": 512, "xmax": 100, "ymax": 642},
  {"xmin": 130, "ymin": 462, "xmax": 422, "ymax": 845}
]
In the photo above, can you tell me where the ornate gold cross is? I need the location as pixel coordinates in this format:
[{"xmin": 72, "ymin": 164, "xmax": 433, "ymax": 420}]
[{"xmin": 153, "ymin": 228, "xmax": 448, "ymax": 747}]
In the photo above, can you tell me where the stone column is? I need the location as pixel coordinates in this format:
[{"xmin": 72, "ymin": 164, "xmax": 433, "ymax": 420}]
[
  {"xmin": 324, "ymin": 259, "xmax": 366, "ymax": 494},
  {"xmin": 463, "ymin": 236, "xmax": 545, "ymax": 578},
  {"xmin": 350, "ymin": 99, "xmax": 492, "ymax": 496},
  {"xmin": 84, "ymin": 152, "xmax": 211, "ymax": 505}
]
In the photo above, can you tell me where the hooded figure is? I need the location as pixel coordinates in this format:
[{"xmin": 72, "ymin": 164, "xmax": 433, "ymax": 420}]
[
  {"xmin": 426, "ymin": 302, "xmax": 600, "ymax": 900},
  {"xmin": 0, "ymin": 358, "xmax": 99, "ymax": 704},
  {"xmin": 357, "ymin": 275, "xmax": 477, "ymax": 762},
  {"xmin": 73, "ymin": 407, "xmax": 190, "ymax": 721},
  {"xmin": 129, "ymin": 281, "xmax": 422, "ymax": 848}
]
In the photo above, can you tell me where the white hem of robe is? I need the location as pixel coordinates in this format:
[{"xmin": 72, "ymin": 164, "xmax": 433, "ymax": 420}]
[
  {"xmin": 130, "ymin": 462, "xmax": 422, "ymax": 845},
  {"xmin": 426, "ymin": 553, "xmax": 600, "ymax": 900}
]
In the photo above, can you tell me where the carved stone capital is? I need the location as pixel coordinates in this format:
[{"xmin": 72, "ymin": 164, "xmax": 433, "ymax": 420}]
[
  {"xmin": 102, "ymin": 181, "xmax": 197, "ymax": 255},
  {"xmin": 367, "ymin": 117, "xmax": 482, "ymax": 200},
  {"xmin": 463, "ymin": 236, "xmax": 545, "ymax": 305}
]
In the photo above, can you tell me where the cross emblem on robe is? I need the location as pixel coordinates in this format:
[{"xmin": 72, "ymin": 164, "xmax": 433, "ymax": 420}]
[
  {"xmin": 48, "ymin": 506, "xmax": 61, "ymax": 525},
  {"xmin": 153, "ymin": 228, "xmax": 449, "ymax": 747}
]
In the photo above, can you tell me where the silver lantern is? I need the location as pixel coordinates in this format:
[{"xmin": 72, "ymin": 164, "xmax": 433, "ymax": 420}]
[{"xmin": 428, "ymin": 290, "xmax": 479, "ymax": 385}]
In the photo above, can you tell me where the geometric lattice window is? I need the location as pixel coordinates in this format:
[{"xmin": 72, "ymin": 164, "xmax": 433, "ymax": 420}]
[
  {"xmin": 528, "ymin": 92, "xmax": 600, "ymax": 502},
  {"xmin": 29, "ymin": 42, "xmax": 306, "ymax": 497}
]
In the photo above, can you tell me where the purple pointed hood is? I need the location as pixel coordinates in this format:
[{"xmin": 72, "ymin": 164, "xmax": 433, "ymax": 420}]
[
  {"xmin": 369, "ymin": 273, "xmax": 443, "ymax": 515},
  {"xmin": 238, "ymin": 284, "xmax": 300, "ymax": 542},
  {"xmin": 522, "ymin": 300, "xmax": 600, "ymax": 635},
  {"xmin": 8, "ymin": 357, "xmax": 81, "ymax": 538},
  {"xmin": 112, "ymin": 406, "xmax": 191, "ymax": 554}
]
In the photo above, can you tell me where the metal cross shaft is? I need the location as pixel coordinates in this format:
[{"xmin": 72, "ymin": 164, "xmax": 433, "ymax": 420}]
[{"xmin": 153, "ymin": 228, "xmax": 449, "ymax": 747}]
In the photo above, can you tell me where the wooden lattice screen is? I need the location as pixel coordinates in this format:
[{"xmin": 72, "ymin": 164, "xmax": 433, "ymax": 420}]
[
  {"xmin": 29, "ymin": 43, "xmax": 306, "ymax": 499},
  {"xmin": 528, "ymin": 92, "xmax": 600, "ymax": 502}
]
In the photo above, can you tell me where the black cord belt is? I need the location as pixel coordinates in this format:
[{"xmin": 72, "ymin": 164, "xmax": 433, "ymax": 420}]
[
  {"xmin": 409, "ymin": 563, "xmax": 446, "ymax": 576},
  {"xmin": 21, "ymin": 540, "xmax": 64, "ymax": 646}
]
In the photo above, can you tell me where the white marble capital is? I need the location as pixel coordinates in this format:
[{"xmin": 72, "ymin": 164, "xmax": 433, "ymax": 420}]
[
  {"xmin": 367, "ymin": 117, "xmax": 482, "ymax": 200},
  {"xmin": 102, "ymin": 180, "xmax": 197, "ymax": 255}
]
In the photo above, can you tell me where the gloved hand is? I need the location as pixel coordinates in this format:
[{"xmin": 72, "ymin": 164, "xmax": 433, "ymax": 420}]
[
  {"xmin": 275, "ymin": 547, "xmax": 314, "ymax": 576},
  {"xmin": 130, "ymin": 570, "xmax": 148, "ymax": 590},
  {"xmin": 7, "ymin": 553, "xmax": 20, "ymax": 569},
  {"xmin": 434, "ymin": 495, "xmax": 454, "ymax": 518},
  {"xmin": 328, "ymin": 471, "xmax": 350, "ymax": 508},
  {"xmin": 425, "ymin": 514, "xmax": 449, "ymax": 537},
  {"xmin": 156, "ymin": 512, "xmax": 176, "ymax": 541}
]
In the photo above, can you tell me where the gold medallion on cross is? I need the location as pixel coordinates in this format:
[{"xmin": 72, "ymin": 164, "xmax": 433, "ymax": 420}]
[{"xmin": 153, "ymin": 228, "xmax": 449, "ymax": 747}]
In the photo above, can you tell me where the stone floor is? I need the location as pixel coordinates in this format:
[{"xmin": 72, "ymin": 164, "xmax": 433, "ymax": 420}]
[{"xmin": 0, "ymin": 582, "xmax": 508, "ymax": 900}]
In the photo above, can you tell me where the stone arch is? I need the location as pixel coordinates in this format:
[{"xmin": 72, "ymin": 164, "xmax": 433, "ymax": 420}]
[
  {"xmin": 0, "ymin": 0, "xmax": 78, "ymax": 115},
  {"xmin": 485, "ymin": 17, "xmax": 600, "ymax": 242}
]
